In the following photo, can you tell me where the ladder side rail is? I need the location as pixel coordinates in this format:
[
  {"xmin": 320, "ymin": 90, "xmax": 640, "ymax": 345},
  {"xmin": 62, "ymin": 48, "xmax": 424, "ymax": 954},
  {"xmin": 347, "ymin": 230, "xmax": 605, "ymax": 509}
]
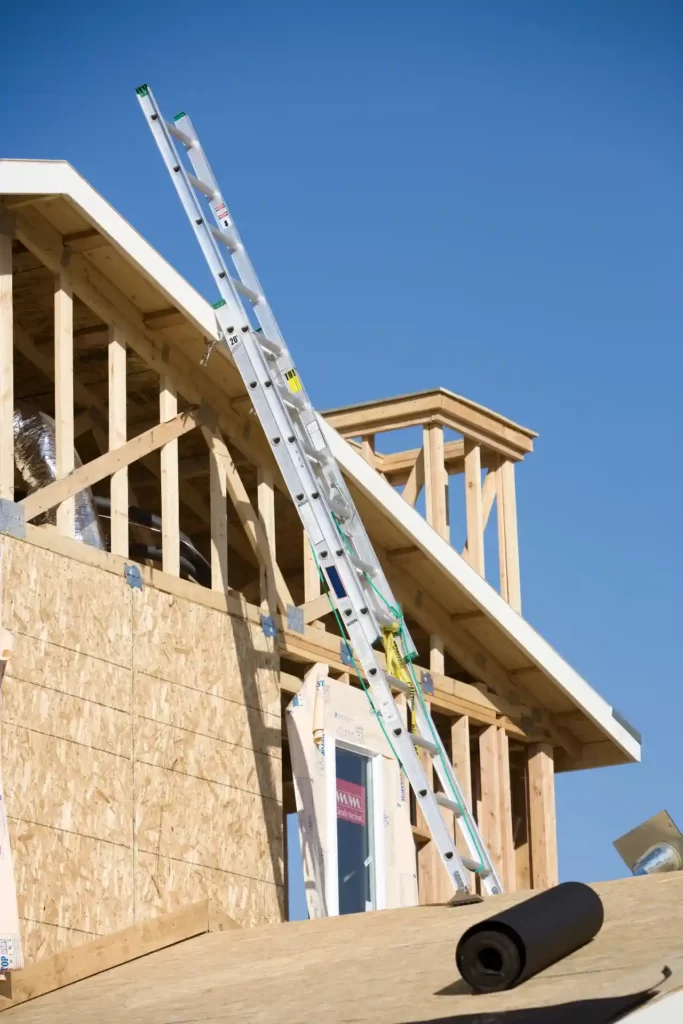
[{"xmin": 413, "ymin": 698, "xmax": 503, "ymax": 895}]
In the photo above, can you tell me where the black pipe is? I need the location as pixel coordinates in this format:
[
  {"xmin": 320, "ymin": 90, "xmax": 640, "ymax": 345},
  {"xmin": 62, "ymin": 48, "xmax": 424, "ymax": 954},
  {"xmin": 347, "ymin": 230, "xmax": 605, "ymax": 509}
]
[
  {"xmin": 455, "ymin": 882, "xmax": 604, "ymax": 993},
  {"xmin": 92, "ymin": 496, "xmax": 211, "ymax": 587}
]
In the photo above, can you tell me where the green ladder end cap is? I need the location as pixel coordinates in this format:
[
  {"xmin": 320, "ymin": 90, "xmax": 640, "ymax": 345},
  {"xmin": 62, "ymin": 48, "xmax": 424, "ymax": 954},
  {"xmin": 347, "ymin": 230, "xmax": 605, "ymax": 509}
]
[
  {"xmin": 173, "ymin": 112, "xmax": 187, "ymax": 122},
  {"xmin": 211, "ymin": 299, "xmax": 227, "ymax": 310},
  {"xmin": 135, "ymin": 84, "xmax": 149, "ymax": 97}
]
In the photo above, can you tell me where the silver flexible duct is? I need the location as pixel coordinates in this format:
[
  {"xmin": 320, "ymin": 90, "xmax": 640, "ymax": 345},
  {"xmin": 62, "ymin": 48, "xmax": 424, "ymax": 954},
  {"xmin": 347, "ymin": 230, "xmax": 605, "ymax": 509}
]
[{"xmin": 13, "ymin": 401, "xmax": 105, "ymax": 550}]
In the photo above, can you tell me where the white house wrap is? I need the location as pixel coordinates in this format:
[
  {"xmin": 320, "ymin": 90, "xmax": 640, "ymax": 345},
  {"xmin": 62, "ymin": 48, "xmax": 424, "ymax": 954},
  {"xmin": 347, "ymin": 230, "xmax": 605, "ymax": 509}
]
[{"xmin": 286, "ymin": 665, "xmax": 418, "ymax": 919}]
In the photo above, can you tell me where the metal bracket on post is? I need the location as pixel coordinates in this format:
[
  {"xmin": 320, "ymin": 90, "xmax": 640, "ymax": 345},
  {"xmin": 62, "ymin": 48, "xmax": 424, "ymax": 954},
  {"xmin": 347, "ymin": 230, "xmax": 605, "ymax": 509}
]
[
  {"xmin": 0, "ymin": 501, "xmax": 25, "ymax": 540},
  {"xmin": 340, "ymin": 640, "xmax": 354, "ymax": 668},
  {"xmin": 124, "ymin": 564, "xmax": 143, "ymax": 591},
  {"xmin": 286, "ymin": 604, "xmax": 304, "ymax": 634},
  {"xmin": 261, "ymin": 615, "xmax": 277, "ymax": 638}
]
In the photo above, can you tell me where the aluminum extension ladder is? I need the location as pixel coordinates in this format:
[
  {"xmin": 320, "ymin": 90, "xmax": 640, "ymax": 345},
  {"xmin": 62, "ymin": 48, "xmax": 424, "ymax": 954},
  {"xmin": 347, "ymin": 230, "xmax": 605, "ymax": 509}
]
[{"xmin": 135, "ymin": 84, "xmax": 503, "ymax": 899}]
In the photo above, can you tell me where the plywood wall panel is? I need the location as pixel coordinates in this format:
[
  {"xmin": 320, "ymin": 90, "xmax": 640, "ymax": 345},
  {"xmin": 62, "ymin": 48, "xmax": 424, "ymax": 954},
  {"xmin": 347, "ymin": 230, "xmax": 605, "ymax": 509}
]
[
  {"xmin": 136, "ymin": 852, "xmax": 284, "ymax": 929},
  {"xmin": 135, "ymin": 719, "xmax": 282, "ymax": 803},
  {"xmin": 2, "ymin": 538, "xmax": 132, "ymax": 668},
  {"xmin": 2, "ymin": 726, "xmax": 133, "ymax": 845},
  {"xmin": 135, "ymin": 763, "xmax": 282, "ymax": 886},
  {"xmin": 8, "ymin": 633, "xmax": 132, "ymax": 712},
  {"xmin": 134, "ymin": 673, "xmax": 281, "ymax": 760},
  {"xmin": 132, "ymin": 588, "xmax": 279, "ymax": 716},
  {"xmin": 8, "ymin": 818, "xmax": 132, "ymax": 936},
  {"xmin": 3, "ymin": 676, "xmax": 131, "ymax": 758}
]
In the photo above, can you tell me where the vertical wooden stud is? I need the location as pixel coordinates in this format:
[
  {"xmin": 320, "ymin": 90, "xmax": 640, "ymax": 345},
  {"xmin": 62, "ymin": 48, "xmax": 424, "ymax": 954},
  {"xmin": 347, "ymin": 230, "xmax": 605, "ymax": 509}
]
[
  {"xmin": 54, "ymin": 267, "xmax": 74, "ymax": 537},
  {"xmin": 423, "ymin": 423, "xmax": 448, "ymax": 541},
  {"xmin": 478, "ymin": 725, "xmax": 503, "ymax": 884},
  {"xmin": 108, "ymin": 326, "xmax": 128, "ymax": 557},
  {"xmin": 208, "ymin": 438, "xmax": 229, "ymax": 592},
  {"xmin": 464, "ymin": 439, "xmax": 485, "ymax": 576},
  {"xmin": 496, "ymin": 457, "xmax": 522, "ymax": 612},
  {"xmin": 361, "ymin": 434, "xmax": 377, "ymax": 469},
  {"xmin": 424, "ymin": 423, "xmax": 448, "ymax": 670},
  {"xmin": 258, "ymin": 469, "xmax": 277, "ymax": 616},
  {"xmin": 0, "ymin": 226, "xmax": 13, "ymax": 501},
  {"xmin": 159, "ymin": 377, "xmax": 179, "ymax": 576},
  {"xmin": 497, "ymin": 727, "xmax": 516, "ymax": 891},
  {"xmin": 511, "ymin": 753, "xmax": 531, "ymax": 891},
  {"xmin": 451, "ymin": 715, "xmax": 473, "ymax": 891},
  {"xmin": 528, "ymin": 743, "xmax": 558, "ymax": 890}
]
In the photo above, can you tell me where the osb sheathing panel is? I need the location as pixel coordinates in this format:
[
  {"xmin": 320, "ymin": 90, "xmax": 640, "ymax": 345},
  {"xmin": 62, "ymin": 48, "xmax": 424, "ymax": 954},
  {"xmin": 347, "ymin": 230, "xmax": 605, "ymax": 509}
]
[
  {"xmin": 9, "ymin": 819, "xmax": 133, "ymax": 936},
  {"xmin": 132, "ymin": 587, "xmax": 280, "ymax": 717},
  {"xmin": 135, "ymin": 719, "xmax": 282, "ymax": 802},
  {"xmin": 134, "ymin": 673, "xmax": 281, "ymax": 760},
  {"xmin": 2, "ymin": 726, "xmax": 133, "ymax": 844},
  {"xmin": 136, "ymin": 852, "xmax": 284, "ymax": 929},
  {"xmin": 0, "ymin": 535, "xmax": 284, "ymax": 965},
  {"xmin": 135, "ymin": 763, "xmax": 282, "ymax": 885},
  {"xmin": 2, "ymin": 538, "xmax": 133, "ymax": 667}
]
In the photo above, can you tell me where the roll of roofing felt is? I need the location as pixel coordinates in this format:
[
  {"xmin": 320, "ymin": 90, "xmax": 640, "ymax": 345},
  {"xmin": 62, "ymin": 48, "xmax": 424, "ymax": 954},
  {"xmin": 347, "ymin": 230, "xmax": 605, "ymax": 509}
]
[{"xmin": 455, "ymin": 882, "xmax": 604, "ymax": 993}]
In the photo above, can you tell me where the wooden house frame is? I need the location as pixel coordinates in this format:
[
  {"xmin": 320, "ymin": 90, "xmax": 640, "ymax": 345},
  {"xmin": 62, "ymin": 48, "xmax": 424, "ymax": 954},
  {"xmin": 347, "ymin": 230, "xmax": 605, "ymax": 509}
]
[{"xmin": 0, "ymin": 160, "xmax": 640, "ymax": 964}]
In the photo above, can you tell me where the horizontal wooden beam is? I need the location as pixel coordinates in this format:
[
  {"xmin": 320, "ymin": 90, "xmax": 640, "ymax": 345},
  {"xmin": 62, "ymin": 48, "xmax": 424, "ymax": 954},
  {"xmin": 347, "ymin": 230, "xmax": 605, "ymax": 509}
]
[
  {"xmin": 143, "ymin": 307, "xmax": 186, "ymax": 330},
  {"xmin": 20, "ymin": 408, "xmax": 200, "ymax": 521},
  {"xmin": 300, "ymin": 593, "xmax": 332, "ymax": 623},
  {"xmin": 64, "ymin": 228, "xmax": 110, "ymax": 253},
  {"xmin": 323, "ymin": 389, "xmax": 536, "ymax": 460}
]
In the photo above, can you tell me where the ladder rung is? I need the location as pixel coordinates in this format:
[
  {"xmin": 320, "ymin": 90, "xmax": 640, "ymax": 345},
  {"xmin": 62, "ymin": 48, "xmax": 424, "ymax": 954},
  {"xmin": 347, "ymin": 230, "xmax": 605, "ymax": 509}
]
[
  {"xmin": 232, "ymin": 277, "xmax": 262, "ymax": 306},
  {"xmin": 435, "ymin": 792, "xmax": 464, "ymax": 818},
  {"xmin": 349, "ymin": 552, "xmax": 376, "ymax": 577},
  {"xmin": 410, "ymin": 732, "xmax": 438, "ymax": 756},
  {"xmin": 187, "ymin": 173, "xmax": 217, "ymax": 199},
  {"xmin": 301, "ymin": 440, "xmax": 330, "ymax": 466},
  {"xmin": 210, "ymin": 224, "xmax": 239, "ymax": 252},
  {"xmin": 386, "ymin": 674, "xmax": 411, "ymax": 695},
  {"xmin": 255, "ymin": 333, "xmax": 284, "ymax": 359},
  {"xmin": 166, "ymin": 121, "xmax": 195, "ymax": 149},
  {"xmin": 460, "ymin": 855, "xmax": 491, "ymax": 878}
]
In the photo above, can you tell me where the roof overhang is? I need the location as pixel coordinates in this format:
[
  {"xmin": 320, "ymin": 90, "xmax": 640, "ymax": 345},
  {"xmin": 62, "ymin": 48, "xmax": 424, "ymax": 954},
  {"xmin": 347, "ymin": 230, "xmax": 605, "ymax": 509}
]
[{"xmin": 0, "ymin": 159, "xmax": 641, "ymax": 769}]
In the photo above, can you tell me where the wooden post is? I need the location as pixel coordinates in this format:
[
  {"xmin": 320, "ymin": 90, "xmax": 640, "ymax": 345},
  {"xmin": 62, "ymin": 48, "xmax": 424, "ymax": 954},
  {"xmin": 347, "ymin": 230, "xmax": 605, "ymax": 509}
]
[
  {"xmin": 527, "ymin": 743, "xmax": 558, "ymax": 890},
  {"xmin": 361, "ymin": 435, "xmax": 376, "ymax": 469},
  {"xmin": 208, "ymin": 435, "xmax": 229, "ymax": 593},
  {"xmin": 451, "ymin": 715, "xmax": 473, "ymax": 891},
  {"xmin": 511, "ymin": 753, "xmax": 531, "ymax": 891},
  {"xmin": 54, "ymin": 267, "xmax": 74, "ymax": 537},
  {"xmin": 159, "ymin": 377, "xmax": 179, "ymax": 576},
  {"xmin": 0, "ymin": 226, "xmax": 13, "ymax": 500},
  {"xmin": 478, "ymin": 725, "xmax": 503, "ymax": 884},
  {"xmin": 424, "ymin": 424, "xmax": 448, "ymax": 669},
  {"xmin": 423, "ymin": 423, "xmax": 448, "ymax": 541},
  {"xmin": 258, "ymin": 469, "xmax": 277, "ymax": 616},
  {"xmin": 303, "ymin": 528, "xmax": 323, "ymax": 630},
  {"xmin": 463, "ymin": 439, "xmax": 485, "ymax": 576},
  {"xmin": 497, "ymin": 727, "xmax": 516, "ymax": 891},
  {"xmin": 108, "ymin": 326, "xmax": 128, "ymax": 557},
  {"xmin": 496, "ymin": 457, "xmax": 521, "ymax": 612}
]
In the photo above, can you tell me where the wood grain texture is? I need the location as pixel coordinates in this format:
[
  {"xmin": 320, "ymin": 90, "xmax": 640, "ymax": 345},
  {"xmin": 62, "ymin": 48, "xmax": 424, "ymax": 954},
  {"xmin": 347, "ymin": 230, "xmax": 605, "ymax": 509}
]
[
  {"xmin": 54, "ymin": 268, "xmax": 74, "ymax": 537},
  {"xmin": 528, "ymin": 742, "xmax": 558, "ymax": 889},
  {"xmin": 159, "ymin": 377, "xmax": 179, "ymax": 576},
  {"xmin": 108, "ymin": 325, "xmax": 128, "ymax": 557},
  {"xmin": 0, "ymin": 227, "xmax": 13, "ymax": 499},
  {"xmin": 0, "ymin": 533, "xmax": 283, "ymax": 968},
  {"xmin": 4, "ymin": 873, "xmax": 682, "ymax": 1023}
]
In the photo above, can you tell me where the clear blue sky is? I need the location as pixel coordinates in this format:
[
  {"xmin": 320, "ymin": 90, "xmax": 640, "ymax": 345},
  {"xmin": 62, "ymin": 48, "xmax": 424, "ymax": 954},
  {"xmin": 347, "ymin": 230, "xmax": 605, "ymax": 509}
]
[{"xmin": 2, "ymin": 2, "xmax": 681, "ymax": 889}]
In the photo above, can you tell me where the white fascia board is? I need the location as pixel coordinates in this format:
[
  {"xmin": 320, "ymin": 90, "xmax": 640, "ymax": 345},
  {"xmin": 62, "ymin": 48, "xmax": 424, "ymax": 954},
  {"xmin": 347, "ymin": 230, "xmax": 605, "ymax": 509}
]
[
  {"xmin": 1, "ymin": 161, "xmax": 640, "ymax": 761},
  {"xmin": 320, "ymin": 416, "xmax": 641, "ymax": 763},
  {"xmin": 0, "ymin": 160, "xmax": 218, "ymax": 340}
]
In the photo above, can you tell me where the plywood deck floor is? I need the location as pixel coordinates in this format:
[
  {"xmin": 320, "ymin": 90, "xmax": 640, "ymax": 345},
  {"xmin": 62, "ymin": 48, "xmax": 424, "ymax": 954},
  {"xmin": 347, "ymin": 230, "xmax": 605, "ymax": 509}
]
[{"xmin": 3, "ymin": 873, "xmax": 683, "ymax": 1023}]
